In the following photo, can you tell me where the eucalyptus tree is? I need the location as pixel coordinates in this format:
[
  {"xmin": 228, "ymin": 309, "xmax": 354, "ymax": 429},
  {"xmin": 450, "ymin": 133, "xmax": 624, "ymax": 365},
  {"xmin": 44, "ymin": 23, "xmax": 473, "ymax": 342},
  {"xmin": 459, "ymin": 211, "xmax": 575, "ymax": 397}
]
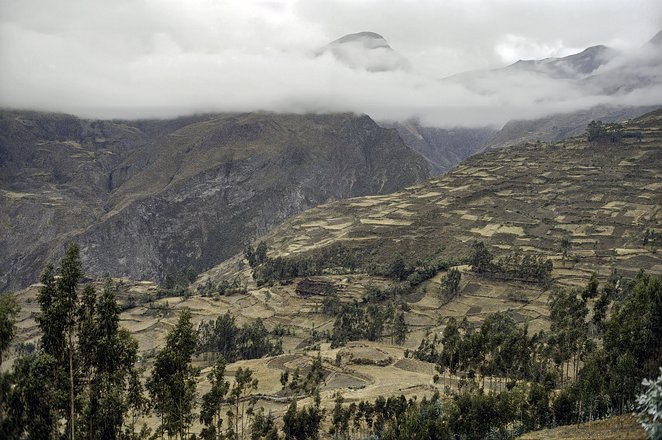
[
  {"xmin": 147, "ymin": 309, "xmax": 199, "ymax": 440},
  {"xmin": 200, "ymin": 357, "xmax": 229, "ymax": 440},
  {"xmin": 36, "ymin": 244, "xmax": 82, "ymax": 440}
]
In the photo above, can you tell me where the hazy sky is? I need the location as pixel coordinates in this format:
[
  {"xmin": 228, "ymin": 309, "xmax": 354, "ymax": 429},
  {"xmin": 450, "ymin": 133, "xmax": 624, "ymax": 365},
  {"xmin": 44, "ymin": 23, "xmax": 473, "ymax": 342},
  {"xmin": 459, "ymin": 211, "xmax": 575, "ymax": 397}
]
[{"xmin": 0, "ymin": 0, "xmax": 661, "ymax": 126}]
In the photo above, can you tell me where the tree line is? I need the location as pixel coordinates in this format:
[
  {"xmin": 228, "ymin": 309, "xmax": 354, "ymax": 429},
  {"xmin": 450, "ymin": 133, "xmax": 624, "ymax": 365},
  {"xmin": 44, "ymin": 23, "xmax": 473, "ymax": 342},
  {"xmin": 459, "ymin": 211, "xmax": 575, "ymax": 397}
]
[
  {"xmin": 1, "ymin": 243, "xmax": 659, "ymax": 439},
  {"xmin": 470, "ymin": 241, "xmax": 553, "ymax": 285},
  {"xmin": 197, "ymin": 312, "xmax": 283, "ymax": 362},
  {"xmin": 0, "ymin": 245, "xmax": 276, "ymax": 440},
  {"xmin": 413, "ymin": 270, "xmax": 661, "ymax": 429}
]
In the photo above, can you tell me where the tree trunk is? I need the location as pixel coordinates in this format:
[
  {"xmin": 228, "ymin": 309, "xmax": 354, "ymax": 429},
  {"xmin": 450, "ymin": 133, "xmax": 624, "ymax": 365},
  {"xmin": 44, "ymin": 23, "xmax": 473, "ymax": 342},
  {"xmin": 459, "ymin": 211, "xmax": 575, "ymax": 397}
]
[
  {"xmin": 235, "ymin": 399, "xmax": 239, "ymax": 440},
  {"xmin": 69, "ymin": 332, "xmax": 75, "ymax": 440}
]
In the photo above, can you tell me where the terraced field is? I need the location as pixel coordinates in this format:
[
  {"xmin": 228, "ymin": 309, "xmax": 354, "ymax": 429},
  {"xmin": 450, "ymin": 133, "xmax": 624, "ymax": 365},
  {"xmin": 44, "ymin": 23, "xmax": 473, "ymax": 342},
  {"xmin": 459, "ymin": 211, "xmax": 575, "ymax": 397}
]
[
  {"xmin": 6, "ymin": 110, "xmax": 661, "ymax": 435},
  {"xmin": 232, "ymin": 110, "xmax": 662, "ymax": 289}
]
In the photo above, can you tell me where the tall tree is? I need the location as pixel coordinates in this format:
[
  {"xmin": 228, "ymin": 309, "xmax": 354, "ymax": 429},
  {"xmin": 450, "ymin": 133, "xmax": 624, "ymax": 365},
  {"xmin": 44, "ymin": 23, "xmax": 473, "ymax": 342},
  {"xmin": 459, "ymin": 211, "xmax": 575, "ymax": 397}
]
[
  {"xmin": 147, "ymin": 309, "xmax": 199, "ymax": 440},
  {"xmin": 79, "ymin": 279, "xmax": 141, "ymax": 440},
  {"xmin": 200, "ymin": 357, "xmax": 229, "ymax": 440},
  {"xmin": 393, "ymin": 311, "xmax": 407, "ymax": 345},
  {"xmin": 36, "ymin": 244, "xmax": 83, "ymax": 440},
  {"xmin": 0, "ymin": 294, "xmax": 19, "ymax": 367},
  {"xmin": 0, "ymin": 293, "xmax": 20, "ymax": 439},
  {"xmin": 229, "ymin": 367, "xmax": 258, "ymax": 440}
]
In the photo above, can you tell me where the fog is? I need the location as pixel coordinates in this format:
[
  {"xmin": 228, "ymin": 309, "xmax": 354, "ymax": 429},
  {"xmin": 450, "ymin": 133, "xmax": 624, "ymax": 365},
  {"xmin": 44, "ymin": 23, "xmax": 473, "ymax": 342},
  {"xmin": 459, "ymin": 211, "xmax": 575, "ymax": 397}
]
[{"xmin": 0, "ymin": 0, "xmax": 661, "ymax": 126}]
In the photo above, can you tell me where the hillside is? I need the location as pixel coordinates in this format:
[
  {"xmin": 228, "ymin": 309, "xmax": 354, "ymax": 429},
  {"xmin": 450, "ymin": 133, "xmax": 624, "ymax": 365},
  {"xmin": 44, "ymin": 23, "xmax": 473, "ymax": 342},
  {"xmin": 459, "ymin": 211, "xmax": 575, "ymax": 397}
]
[
  {"xmin": 0, "ymin": 111, "xmax": 429, "ymax": 292},
  {"xmin": 488, "ymin": 105, "xmax": 657, "ymax": 150},
  {"xmin": 519, "ymin": 415, "xmax": 646, "ymax": 440},
  {"xmin": 5, "ymin": 108, "xmax": 661, "ymax": 439},
  {"xmin": 217, "ymin": 110, "xmax": 662, "ymax": 287},
  {"xmin": 383, "ymin": 121, "xmax": 497, "ymax": 175}
]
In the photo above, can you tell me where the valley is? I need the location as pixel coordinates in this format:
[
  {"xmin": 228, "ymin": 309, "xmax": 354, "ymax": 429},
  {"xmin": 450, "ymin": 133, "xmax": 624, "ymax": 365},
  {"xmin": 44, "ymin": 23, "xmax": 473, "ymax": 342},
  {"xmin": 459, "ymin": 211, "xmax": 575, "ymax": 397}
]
[{"xmin": 4, "ymin": 108, "xmax": 660, "ymax": 439}]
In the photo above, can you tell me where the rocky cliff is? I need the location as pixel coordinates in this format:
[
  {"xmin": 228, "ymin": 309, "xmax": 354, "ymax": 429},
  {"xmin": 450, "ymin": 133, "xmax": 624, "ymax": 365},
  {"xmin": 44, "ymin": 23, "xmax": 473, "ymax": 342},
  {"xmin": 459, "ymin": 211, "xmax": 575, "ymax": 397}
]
[{"xmin": 0, "ymin": 111, "xmax": 429, "ymax": 291}]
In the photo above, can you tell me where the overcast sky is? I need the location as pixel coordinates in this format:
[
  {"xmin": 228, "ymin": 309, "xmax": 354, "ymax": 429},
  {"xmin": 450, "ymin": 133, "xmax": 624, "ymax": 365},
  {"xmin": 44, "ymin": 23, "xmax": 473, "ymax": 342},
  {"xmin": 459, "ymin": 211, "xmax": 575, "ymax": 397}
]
[{"xmin": 0, "ymin": 0, "xmax": 661, "ymax": 126}]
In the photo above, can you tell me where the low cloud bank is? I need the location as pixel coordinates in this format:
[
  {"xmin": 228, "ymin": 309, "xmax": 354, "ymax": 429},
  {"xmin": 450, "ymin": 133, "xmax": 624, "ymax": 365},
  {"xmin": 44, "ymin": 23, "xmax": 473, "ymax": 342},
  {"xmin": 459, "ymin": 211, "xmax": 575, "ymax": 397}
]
[{"xmin": 0, "ymin": 0, "xmax": 661, "ymax": 127}]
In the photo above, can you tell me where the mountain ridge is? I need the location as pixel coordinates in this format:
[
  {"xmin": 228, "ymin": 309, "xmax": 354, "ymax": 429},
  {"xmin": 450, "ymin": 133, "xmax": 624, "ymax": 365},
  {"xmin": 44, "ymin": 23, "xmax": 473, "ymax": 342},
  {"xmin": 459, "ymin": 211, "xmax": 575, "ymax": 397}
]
[{"xmin": 0, "ymin": 111, "xmax": 429, "ymax": 292}]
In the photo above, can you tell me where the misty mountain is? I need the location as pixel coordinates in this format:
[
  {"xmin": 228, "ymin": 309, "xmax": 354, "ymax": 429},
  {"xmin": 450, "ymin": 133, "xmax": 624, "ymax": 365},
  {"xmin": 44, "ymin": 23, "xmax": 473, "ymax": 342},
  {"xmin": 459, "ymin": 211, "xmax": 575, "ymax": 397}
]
[
  {"xmin": 0, "ymin": 111, "xmax": 429, "ymax": 292},
  {"xmin": 447, "ymin": 30, "xmax": 662, "ymax": 95},
  {"xmin": 317, "ymin": 31, "xmax": 410, "ymax": 72},
  {"xmin": 507, "ymin": 45, "xmax": 616, "ymax": 78},
  {"xmin": 444, "ymin": 47, "xmax": 614, "ymax": 93},
  {"xmin": 381, "ymin": 121, "xmax": 497, "ymax": 175},
  {"xmin": 580, "ymin": 32, "xmax": 662, "ymax": 96},
  {"xmin": 487, "ymin": 105, "xmax": 657, "ymax": 149}
]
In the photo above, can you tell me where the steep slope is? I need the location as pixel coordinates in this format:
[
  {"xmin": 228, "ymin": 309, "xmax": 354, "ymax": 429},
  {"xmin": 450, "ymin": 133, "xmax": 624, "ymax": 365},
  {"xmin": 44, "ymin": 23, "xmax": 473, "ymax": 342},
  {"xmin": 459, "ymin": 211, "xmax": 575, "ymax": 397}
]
[
  {"xmin": 213, "ymin": 108, "xmax": 662, "ymax": 286},
  {"xmin": 6, "ymin": 109, "xmax": 661, "ymax": 433},
  {"xmin": 502, "ymin": 45, "xmax": 616, "ymax": 79},
  {"xmin": 384, "ymin": 121, "xmax": 497, "ymax": 175},
  {"xmin": 487, "ymin": 105, "xmax": 657, "ymax": 149},
  {"xmin": 0, "ymin": 111, "xmax": 429, "ymax": 291},
  {"xmin": 445, "ymin": 40, "xmax": 619, "ymax": 87}
]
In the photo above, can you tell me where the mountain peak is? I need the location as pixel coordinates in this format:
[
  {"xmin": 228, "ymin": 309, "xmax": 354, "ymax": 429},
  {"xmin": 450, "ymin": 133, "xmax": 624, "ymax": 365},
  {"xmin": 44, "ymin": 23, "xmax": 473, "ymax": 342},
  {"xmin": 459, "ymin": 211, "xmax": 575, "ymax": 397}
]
[
  {"xmin": 649, "ymin": 29, "xmax": 662, "ymax": 46},
  {"xmin": 320, "ymin": 31, "xmax": 409, "ymax": 72},
  {"xmin": 330, "ymin": 31, "xmax": 391, "ymax": 50}
]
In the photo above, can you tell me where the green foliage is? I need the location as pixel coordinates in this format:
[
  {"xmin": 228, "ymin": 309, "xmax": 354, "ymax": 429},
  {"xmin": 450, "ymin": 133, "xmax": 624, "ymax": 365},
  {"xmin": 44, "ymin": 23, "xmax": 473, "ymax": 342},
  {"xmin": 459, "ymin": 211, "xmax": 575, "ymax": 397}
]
[
  {"xmin": 637, "ymin": 368, "xmax": 662, "ymax": 440},
  {"xmin": 470, "ymin": 240, "xmax": 493, "ymax": 273},
  {"xmin": 362, "ymin": 283, "xmax": 411, "ymax": 303},
  {"xmin": 250, "ymin": 243, "xmax": 365, "ymax": 286},
  {"xmin": 587, "ymin": 120, "xmax": 624, "ymax": 142},
  {"xmin": 330, "ymin": 301, "xmax": 389, "ymax": 348},
  {"xmin": 282, "ymin": 392, "xmax": 324, "ymax": 440},
  {"xmin": 321, "ymin": 296, "xmax": 342, "ymax": 315},
  {"xmin": 284, "ymin": 358, "xmax": 325, "ymax": 396},
  {"xmin": 36, "ymin": 244, "xmax": 81, "ymax": 440},
  {"xmin": 440, "ymin": 268, "xmax": 461, "ymax": 303},
  {"xmin": 244, "ymin": 241, "xmax": 269, "ymax": 269},
  {"xmin": 147, "ymin": 309, "xmax": 199, "ymax": 439},
  {"xmin": 228, "ymin": 367, "xmax": 259, "ymax": 440},
  {"xmin": 330, "ymin": 393, "xmax": 351, "ymax": 439},
  {"xmin": 161, "ymin": 266, "xmax": 197, "ymax": 291},
  {"xmin": 200, "ymin": 357, "xmax": 229, "ymax": 440},
  {"xmin": 197, "ymin": 312, "xmax": 283, "ymax": 362},
  {"xmin": 387, "ymin": 257, "xmax": 410, "ymax": 281},
  {"xmin": 560, "ymin": 237, "xmax": 571, "ymax": 259},
  {"xmin": 394, "ymin": 311, "xmax": 407, "ymax": 345},
  {"xmin": 197, "ymin": 276, "xmax": 247, "ymax": 297},
  {"xmin": 604, "ymin": 272, "xmax": 662, "ymax": 406},
  {"xmin": 7, "ymin": 248, "xmax": 141, "ymax": 440},
  {"xmin": 251, "ymin": 408, "xmax": 279, "ymax": 440},
  {"xmin": 0, "ymin": 294, "xmax": 19, "ymax": 366},
  {"xmin": 470, "ymin": 242, "xmax": 553, "ymax": 284},
  {"xmin": 549, "ymin": 288, "xmax": 588, "ymax": 382},
  {"xmin": 581, "ymin": 272, "xmax": 599, "ymax": 301},
  {"xmin": 4, "ymin": 353, "xmax": 61, "ymax": 440},
  {"xmin": 78, "ymin": 279, "xmax": 142, "ymax": 440}
]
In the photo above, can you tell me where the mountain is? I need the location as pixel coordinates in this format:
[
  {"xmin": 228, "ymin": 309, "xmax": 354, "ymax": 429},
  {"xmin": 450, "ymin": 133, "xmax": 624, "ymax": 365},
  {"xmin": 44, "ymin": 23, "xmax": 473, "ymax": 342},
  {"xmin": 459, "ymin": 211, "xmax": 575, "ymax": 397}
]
[
  {"xmin": 487, "ymin": 105, "xmax": 657, "ymax": 149},
  {"xmin": 445, "ymin": 44, "xmax": 616, "ymax": 90},
  {"xmin": 382, "ymin": 121, "xmax": 497, "ymax": 175},
  {"xmin": 210, "ymin": 108, "xmax": 662, "ymax": 286},
  {"xmin": 0, "ymin": 111, "xmax": 429, "ymax": 292},
  {"xmin": 501, "ymin": 45, "xmax": 616, "ymax": 79},
  {"xmin": 650, "ymin": 30, "xmax": 662, "ymax": 47},
  {"xmin": 317, "ymin": 31, "xmax": 410, "ymax": 72},
  {"xmin": 447, "ymin": 30, "xmax": 662, "ymax": 102},
  {"xmin": 6, "ymin": 108, "xmax": 660, "ymax": 438}
]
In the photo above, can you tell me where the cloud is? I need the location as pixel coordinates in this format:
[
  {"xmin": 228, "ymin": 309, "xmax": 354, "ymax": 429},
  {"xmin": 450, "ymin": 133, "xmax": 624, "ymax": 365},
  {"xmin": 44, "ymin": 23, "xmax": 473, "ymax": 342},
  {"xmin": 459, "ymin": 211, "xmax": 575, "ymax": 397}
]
[{"xmin": 0, "ymin": 0, "xmax": 661, "ymax": 126}]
